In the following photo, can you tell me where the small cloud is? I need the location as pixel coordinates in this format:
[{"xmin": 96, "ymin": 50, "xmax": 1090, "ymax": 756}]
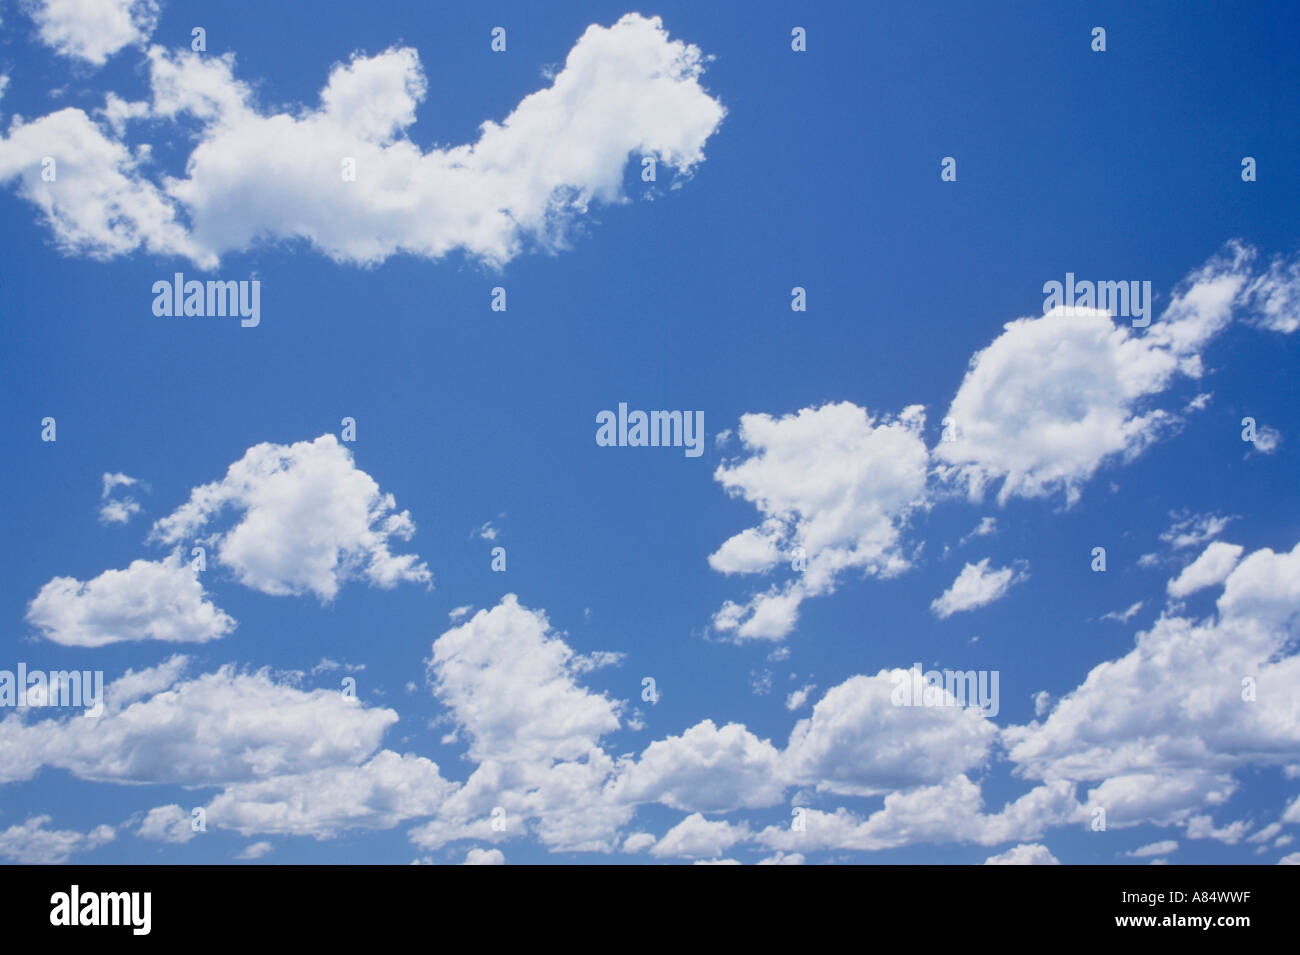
[
  {"xmin": 931, "ymin": 558, "xmax": 1028, "ymax": 619},
  {"xmin": 1126, "ymin": 840, "xmax": 1178, "ymax": 858},
  {"xmin": 570, "ymin": 650, "xmax": 625, "ymax": 673},
  {"xmin": 310, "ymin": 658, "xmax": 365, "ymax": 676},
  {"xmin": 1101, "ymin": 601, "xmax": 1144, "ymax": 623},
  {"xmin": 959, "ymin": 517, "xmax": 997, "ymax": 547},
  {"xmin": 98, "ymin": 472, "xmax": 148, "ymax": 525},
  {"xmin": 1248, "ymin": 424, "xmax": 1281, "ymax": 454},
  {"xmin": 1160, "ymin": 511, "xmax": 1233, "ymax": 550},
  {"xmin": 236, "ymin": 841, "xmax": 273, "ymax": 860},
  {"xmin": 785, "ymin": 684, "xmax": 815, "ymax": 711}
]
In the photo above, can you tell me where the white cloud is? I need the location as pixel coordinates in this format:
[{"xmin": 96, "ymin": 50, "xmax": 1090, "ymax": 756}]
[
  {"xmin": 959, "ymin": 516, "xmax": 998, "ymax": 546},
  {"xmin": 1247, "ymin": 822, "xmax": 1282, "ymax": 844},
  {"xmin": 931, "ymin": 558, "xmax": 1027, "ymax": 618},
  {"xmin": 650, "ymin": 813, "xmax": 749, "ymax": 860},
  {"xmin": 98, "ymin": 498, "xmax": 141, "ymax": 524},
  {"xmin": 709, "ymin": 402, "xmax": 929, "ymax": 640},
  {"xmin": 1161, "ymin": 511, "xmax": 1233, "ymax": 550},
  {"xmin": 136, "ymin": 804, "xmax": 196, "ymax": 844},
  {"xmin": 1282, "ymin": 794, "xmax": 1300, "ymax": 824},
  {"xmin": 235, "ymin": 841, "xmax": 272, "ymax": 860},
  {"xmin": 1244, "ymin": 250, "xmax": 1300, "ymax": 334},
  {"xmin": 1167, "ymin": 541, "xmax": 1244, "ymax": 598},
  {"xmin": 611, "ymin": 719, "xmax": 784, "ymax": 812},
  {"xmin": 935, "ymin": 244, "xmax": 1257, "ymax": 504},
  {"xmin": 1127, "ymin": 839, "xmax": 1179, "ymax": 858},
  {"xmin": 1006, "ymin": 540, "xmax": 1300, "ymax": 826},
  {"xmin": 0, "ymin": 656, "xmax": 397, "ymax": 786},
  {"xmin": 26, "ymin": 551, "xmax": 234, "ymax": 646},
  {"xmin": 0, "ymin": 814, "xmax": 115, "ymax": 863},
  {"xmin": 1, "ymin": 15, "xmax": 724, "ymax": 269},
  {"xmin": 785, "ymin": 685, "xmax": 815, "ymax": 711},
  {"xmin": 0, "ymin": 106, "xmax": 203, "ymax": 261},
  {"xmin": 1101, "ymin": 601, "xmax": 1144, "ymax": 623},
  {"xmin": 1083, "ymin": 772, "xmax": 1238, "ymax": 828},
  {"xmin": 463, "ymin": 847, "xmax": 505, "ymax": 865},
  {"xmin": 27, "ymin": 0, "xmax": 158, "ymax": 65},
  {"xmin": 101, "ymin": 472, "xmax": 139, "ymax": 495},
  {"xmin": 428, "ymin": 595, "xmax": 620, "ymax": 766},
  {"xmin": 758, "ymin": 776, "xmax": 1079, "ymax": 854},
  {"xmin": 411, "ymin": 595, "xmax": 632, "ymax": 853},
  {"xmin": 984, "ymin": 843, "xmax": 1060, "ymax": 865},
  {"xmin": 205, "ymin": 751, "xmax": 453, "ymax": 837},
  {"xmin": 1248, "ymin": 423, "xmax": 1282, "ymax": 454},
  {"xmin": 151, "ymin": 434, "xmax": 430, "ymax": 601},
  {"xmin": 622, "ymin": 832, "xmax": 656, "ymax": 853},
  {"xmin": 1185, "ymin": 814, "xmax": 1250, "ymax": 845},
  {"xmin": 783, "ymin": 672, "xmax": 997, "ymax": 797},
  {"xmin": 99, "ymin": 471, "xmax": 146, "ymax": 524}
]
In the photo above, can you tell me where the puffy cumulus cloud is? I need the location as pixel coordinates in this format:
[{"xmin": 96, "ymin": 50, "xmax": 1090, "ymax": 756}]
[
  {"xmin": 151, "ymin": 434, "xmax": 429, "ymax": 601},
  {"xmin": 1083, "ymin": 772, "xmax": 1238, "ymax": 828},
  {"xmin": 0, "ymin": 107, "xmax": 204, "ymax": 261},
  {"xmin": 136, "ymin": 804, "xmax": 197, "ymax": 844},
  {"xmin": 622, "ymin": 832, "xmax": 657, "ymax": 853},
  {"xmin": 935, "ymin": 244, "xmax": 1259, "ymax": 505},
  {"xmin": 1167, "ymin": 541, "xmax": 1244, "ymax": 598},
  {"xmin": 984, "ymin": 843, "xmax": 1060, "ymax": 865},
  {"xmin": 26, "ymin": 551, "xmax": 234, "ymax": 646},
  {"xmin": 709, "ymin": 402, "xmax": 929, "ymax": 640},
  {"xmin": 609, "ymin": 719, "xmax": 784, "ymax": 812},
  {"xmin": 411, "ymin": 595, "xmax": 632, "ymax": 854},
  {"xmin": 759, "ymin": 776, "xmax": 1080, "ymax": 854},
  {"xmin": 782, "ymin": 672, "xmax": 997, "ymax": 797},
  {"xmin": 0, "ymin": 814, "xmax": 115, "ymax": 864},
  {"xmin": 428, "ymin": 595, "xmax": 621, "ymax": 766},
  {"xmin": 1185, "ymin": 814, "xmax": 1250, "ymax": 845},
  {"xmin": 463, "ymin": 847, "xmax": 505, "ymax": 865},
  {"xmin": 26, "ymin": 0, "xmax": 158, "ymax": 65},
  {"xmin": 649, "ymin": 813, "xmax": 749, "ymax": 860},
  {"xmin": 1005, "ymin": 540, "xmax": 1300, "ymax": 827},
  {"xmin": 0, "ymin": 656, "xmax": 397, "ymax": 786},
  {"xmin": 203, "ymin": 751, "xmax": 454, "ymax": 838},
  {"xmin": 931, "ymin": 558, "xmax": 1027, "ymax": 618},
  {"xmin": 1, "ymin": 15, "xmax": 723, "ymax": 269}
]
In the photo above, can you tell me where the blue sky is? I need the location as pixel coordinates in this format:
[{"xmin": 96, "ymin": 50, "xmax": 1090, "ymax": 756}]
[{"xmin": 0, "ymin": 0, "xmax": 1298, "ymax": 865}]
